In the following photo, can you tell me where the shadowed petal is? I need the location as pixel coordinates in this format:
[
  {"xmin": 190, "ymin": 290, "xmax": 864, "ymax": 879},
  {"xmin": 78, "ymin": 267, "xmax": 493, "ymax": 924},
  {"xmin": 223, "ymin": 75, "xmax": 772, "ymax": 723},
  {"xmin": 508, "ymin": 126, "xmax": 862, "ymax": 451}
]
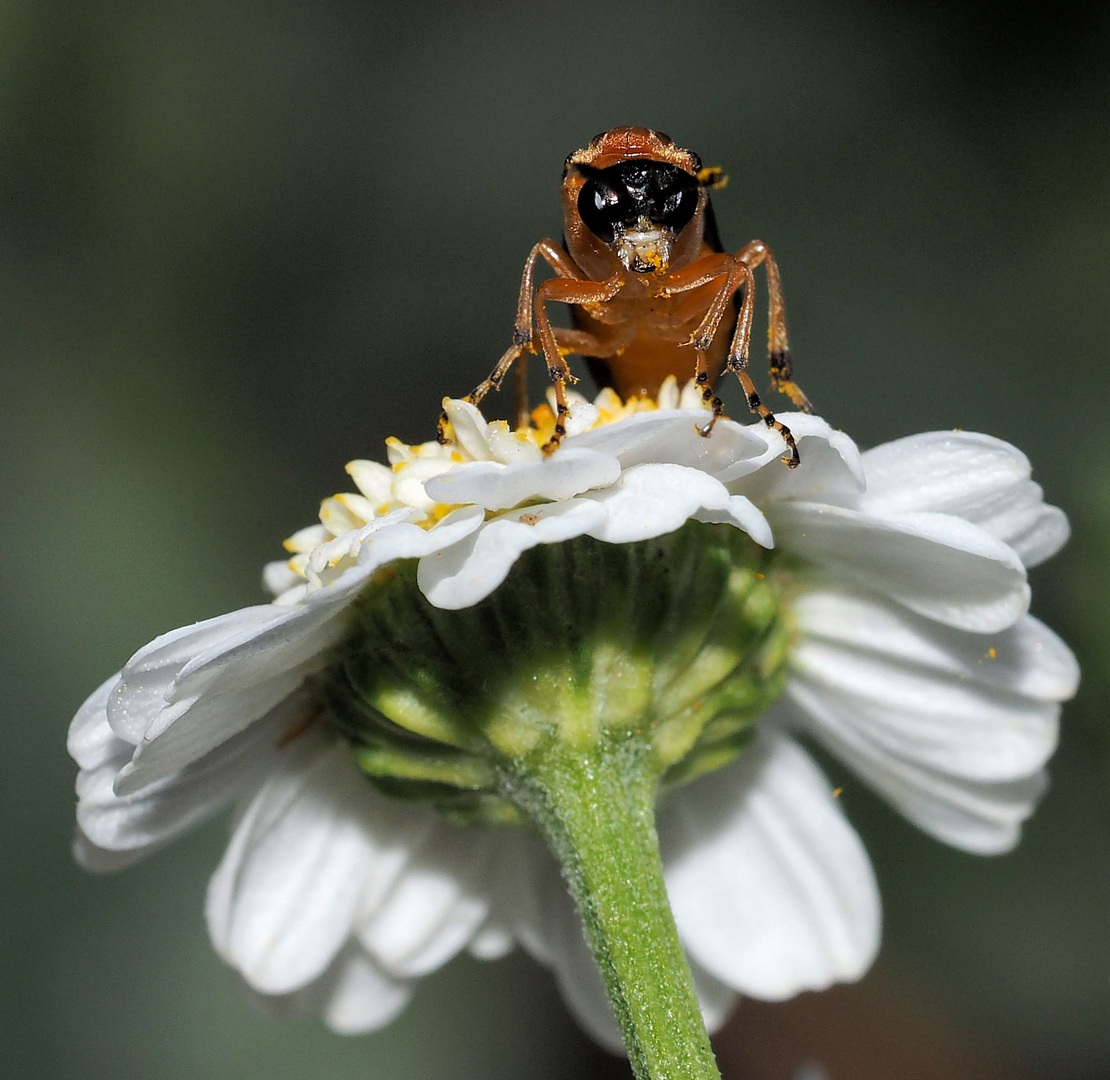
[
  {"xmin": 206, "ymin": 737, "xmax": 377, "ymax": 995},
  {"xmin": 661, "ymin": 732, "xmax": 880, "ymax": 1000}
]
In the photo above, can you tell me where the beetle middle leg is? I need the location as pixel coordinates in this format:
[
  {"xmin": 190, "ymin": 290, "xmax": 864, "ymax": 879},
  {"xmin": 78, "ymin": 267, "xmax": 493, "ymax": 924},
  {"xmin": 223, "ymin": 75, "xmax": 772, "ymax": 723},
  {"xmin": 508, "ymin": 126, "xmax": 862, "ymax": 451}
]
[{"xmin": 662, "ymin": 253, "xmax": 738, "ymax": 425}]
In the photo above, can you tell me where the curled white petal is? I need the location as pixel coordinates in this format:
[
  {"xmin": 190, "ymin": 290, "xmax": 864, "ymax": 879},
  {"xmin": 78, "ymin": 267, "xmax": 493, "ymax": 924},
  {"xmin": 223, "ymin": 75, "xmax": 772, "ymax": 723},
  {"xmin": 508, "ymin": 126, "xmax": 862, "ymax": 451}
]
[
  {"xmin": 859, "ymin": 431, "xmax": 1070, "ymax": 567},
  {"xmin": 78, "ymin": 697, "xmax": 293, "ymax": 857},
  {"xmin": 423, "ymin": 447, "xmax": 621, "ymax": 510},
  {"xmin": 585, "ymin": 463, "xmax": 771, "ymax": 546},
  {"xmin": 237, "ymin": 943, "xmax": 413, "ymax": 1035},
  {"xmin": 263, "ymin": 559, "xmax": 302, "ymax": 599},
  {"xmin": 68, "ymin": 674, "xmax": 124, "ymax": 769},
  {"xmin": 797, "ymin": 588, "xmax": 1078, "ymax": 704},
  {"xmin": 781, "ymin": 683, "xmax": 1049, "ymax": 854},
  {"xmin": 108, "ymin": 606, "xmax": 279, "ymax": 744},
  {"xmin": 418, "ymin": 500, "xmax": 608, "ymax": 609},
  {"xmin": 441, "ymin": 398, "xmax": 496, "ymax": 461},
  {"xmin": 721, "ymin": 413, "xmax": 864, "ymax": 492},
  {"xmin": 568, "ymin": 410, "xmax": 766, "ymax": 473}
]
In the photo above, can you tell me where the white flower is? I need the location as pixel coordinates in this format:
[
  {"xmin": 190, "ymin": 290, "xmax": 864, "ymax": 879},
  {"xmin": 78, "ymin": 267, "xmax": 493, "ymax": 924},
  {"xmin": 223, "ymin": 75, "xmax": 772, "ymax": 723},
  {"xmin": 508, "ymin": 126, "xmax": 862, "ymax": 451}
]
[{"xmin": 68, "ymin": 379, "xmax": 1077, "ymax": 1050}]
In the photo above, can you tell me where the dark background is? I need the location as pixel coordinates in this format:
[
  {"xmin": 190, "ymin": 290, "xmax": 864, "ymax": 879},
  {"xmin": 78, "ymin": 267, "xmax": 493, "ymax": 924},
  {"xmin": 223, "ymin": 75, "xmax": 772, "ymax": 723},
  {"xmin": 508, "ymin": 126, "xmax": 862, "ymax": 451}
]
[{"xmin": 2, "ymin": 2, "xmax": 1108, "ymax": 1077}]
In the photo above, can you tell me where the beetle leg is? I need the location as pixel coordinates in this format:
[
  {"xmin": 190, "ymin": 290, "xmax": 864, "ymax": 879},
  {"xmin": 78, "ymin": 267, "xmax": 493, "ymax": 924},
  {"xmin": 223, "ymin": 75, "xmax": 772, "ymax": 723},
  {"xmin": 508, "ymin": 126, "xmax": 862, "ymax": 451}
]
[
  {"xmin": 728, "ymin": 359, "xmax": 800, "ymax": 467},
  {"xmin": 696, "ymin": 259, "xmax": 755, "ymax": 434},
  {"xmin": 735, "ymin": 240, "xmax": 814, "ymax": 415},
  {"xmin": 437, "ymin": 340, "xmax": 524, "ymax": 444},
  {"xmin": 713, "ymin": 255, "xmax": 800, "ymax": 466},
  {"xmin": 541, "ymin": 376, "xmax": 572, "ymax": 455},
  {"xmin": 512, "ymin": 239, "xmax": 584, "ymax": 348},
  {"xmin": 534, "ymin": 274, "xmax": 623, "ymax": 452},
  {"xmin": 439, "ymin": 240, "xmax": 584, "ymax": 444},
  {"xmin": 513, "ymin": 350, "xmax": 529, "ymax": 430},
  {"xmin": 693, "ymin": 348, "xmax": 727, "ymax": 430},
  {"xmin": 661, "ymin": 253, "xmax": 734, "ymax": 351}
]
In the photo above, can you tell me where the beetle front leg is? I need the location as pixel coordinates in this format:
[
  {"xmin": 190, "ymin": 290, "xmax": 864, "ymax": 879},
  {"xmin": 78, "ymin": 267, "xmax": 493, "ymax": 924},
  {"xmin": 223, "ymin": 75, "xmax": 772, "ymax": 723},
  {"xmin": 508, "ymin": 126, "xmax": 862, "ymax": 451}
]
[
  {"xmin": 437, "ymin": 340, "xmax": 524, "ymax": 444},
  {"xmin": 439, "ymin": 240, "xmax": 585, "ymax": 445},
  {"xmin": 534, "ymin": 273, "xmax": 623, "ymax": 453}
]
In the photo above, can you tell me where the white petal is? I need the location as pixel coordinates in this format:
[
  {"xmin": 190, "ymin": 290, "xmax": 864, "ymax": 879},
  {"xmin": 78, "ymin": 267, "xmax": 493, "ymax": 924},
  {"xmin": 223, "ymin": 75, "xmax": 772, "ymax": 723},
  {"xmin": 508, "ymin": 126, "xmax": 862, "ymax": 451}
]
[
  {"xmin": 320, "ymin": 946, "xmax": 413, "ymax": 1034},
  {"xmin": 347, "ymin": 504, "xmax": 486, "ymax": 578},
  {"xmin": 423, "ymin": 447, "xmax": 621, "ymax": 510},
  {"xmin": 206, "ymin": 737, "xmax": 376, "ymax": 995},
  {"xmin": 858, "ymin": 431, "xmax": 1069, "ymax": 568},
  {"xmin": 564, "ymin": 399, "xmax": 600, "ymax": 436},
  {"xmin": 694, "ymin": 494, "xmax": 774, "ymax": 549},
  {"xmin": 567, "ymin": 410, "xmax": 766, "ymax": 474},
  {"xmin": 720, "ymin": 413, "xmax": 864, "ymax": 492},
  {"xmin": 73, "ymin": 828, "xmax": 150, "ymax": 873},
  {"xmin": 237, "ymin": 943, "xmax": 413, "ymax": 1034},
  {"xmin": 792, "ymin": 647, "xmax": 1057, "ymax": 783},
  {"xmin": 485, "ymin": 421, "xmax": 545, "ymax": 465},
  {"xmin": 781, "ymin": 683, "xmax": 1049, "ymax": 854},
  {"xmin": 765, "ymin": 502, "xmax": 1029, "ymax": 632},
  {"xmin": 585, "ymin": 463, "xmax": 769, "ymax": 545},
  {"xmin": 108, "ymin": 606, "xmax": 279, "ymax": 743},
  {"xmin": 168, "ymin": 597, "xmax": 354, "ymax": 706},
  {"xmin": 441, "ymin": 398, "xmax": 495, "ymax": 461},
  {"xmin": 114, "ymin": 659, "xmax": 315, "ymax": 794},
  {"xmin": 263, "ymin": 559, "xmax": 301, "ymax": 598},
  {"xmin": 468, "ymin": 921, "xmax": 515, "ymax": 961},
  {"xmin": 77, "ymin": 697, "xmax": 294, "ymax": 855},
  {"xmin": 861, "ymin": 431, "xmax": 1031, "ymax": 513},
  {"xmin": 417, "ymin": 499, "xmax": 607, "ymax": 609},
  {"xmin": 68, "ymin": 674, "xmax": 124, "ymax": 769},
  {"xmin": 345, "ymin": 459, "xmax": 395, "ymax": 504},
  {"xmin": 286, "ymin": 522, "xmax": 330, "ymax": 551},
  {"xmin": 1000, "ymin": 501, "xmax": 1069, "ymax": 569},
  {"xmin": 797, "ymin": 589, "xmax": 1079, "ymax": 704},
  {"xmin": 661, "ymin": 731, "xmax": 880, "ymax": 1000},
  {"xmin": 358, "ymin": 819, "xmax": 496, "ymax": 978},
  {"xmin": 943, "ymin": 478, "xmax": 1069, "ymax": 569}
]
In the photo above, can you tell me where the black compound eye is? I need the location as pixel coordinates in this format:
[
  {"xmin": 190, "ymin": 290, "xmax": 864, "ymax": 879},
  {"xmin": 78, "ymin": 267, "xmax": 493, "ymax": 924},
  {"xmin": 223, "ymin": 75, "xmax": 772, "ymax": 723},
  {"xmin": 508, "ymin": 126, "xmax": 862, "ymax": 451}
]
[
  {"xmin": 578, "ymin": 179, "xmax": 634, "ymax": 245},
  {"xmin": 650, "ymin": 172, "xmax": 700, "ymax": 233}
]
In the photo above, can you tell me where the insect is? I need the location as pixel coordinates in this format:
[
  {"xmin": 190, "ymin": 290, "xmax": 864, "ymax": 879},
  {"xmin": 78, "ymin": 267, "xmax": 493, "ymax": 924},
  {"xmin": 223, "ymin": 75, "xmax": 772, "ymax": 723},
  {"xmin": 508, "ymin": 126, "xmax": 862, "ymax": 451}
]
[{"xmin": 442, "ymin": 126, "xmax": 814, "ymax": 466}]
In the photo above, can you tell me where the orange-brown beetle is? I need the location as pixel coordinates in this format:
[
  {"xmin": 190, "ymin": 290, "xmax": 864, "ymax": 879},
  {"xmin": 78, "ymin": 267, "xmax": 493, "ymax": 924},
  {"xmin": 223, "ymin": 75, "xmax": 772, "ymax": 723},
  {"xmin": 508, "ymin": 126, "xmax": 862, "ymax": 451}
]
[{"xmin": 447, "ymin": 127, "xmax": 814, "ymax": 465}]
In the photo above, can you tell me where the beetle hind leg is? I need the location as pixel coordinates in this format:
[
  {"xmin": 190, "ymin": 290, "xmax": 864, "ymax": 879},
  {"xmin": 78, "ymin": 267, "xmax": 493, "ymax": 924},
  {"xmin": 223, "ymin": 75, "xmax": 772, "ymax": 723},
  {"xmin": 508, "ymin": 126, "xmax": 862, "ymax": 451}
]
[{"xmin": 769, "ymin": 349, "xmax": 815, "ymax": 414}]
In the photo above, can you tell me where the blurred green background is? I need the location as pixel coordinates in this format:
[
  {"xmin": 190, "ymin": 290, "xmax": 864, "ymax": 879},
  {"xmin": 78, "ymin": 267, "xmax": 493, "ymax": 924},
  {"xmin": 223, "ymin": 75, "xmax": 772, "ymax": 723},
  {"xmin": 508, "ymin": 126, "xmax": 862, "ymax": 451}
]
[{"xmin": 2, "ymin": 2, "xmax": 1108, "ymax": 1077}]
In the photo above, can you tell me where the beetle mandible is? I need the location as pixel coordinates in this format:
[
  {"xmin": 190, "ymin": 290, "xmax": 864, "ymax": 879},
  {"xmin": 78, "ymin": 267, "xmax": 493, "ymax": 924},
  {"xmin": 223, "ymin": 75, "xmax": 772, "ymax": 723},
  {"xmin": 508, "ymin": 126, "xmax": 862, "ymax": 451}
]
[{"xmin": 442, "ymin": 127, "xmax": 814, "ymax": 466}]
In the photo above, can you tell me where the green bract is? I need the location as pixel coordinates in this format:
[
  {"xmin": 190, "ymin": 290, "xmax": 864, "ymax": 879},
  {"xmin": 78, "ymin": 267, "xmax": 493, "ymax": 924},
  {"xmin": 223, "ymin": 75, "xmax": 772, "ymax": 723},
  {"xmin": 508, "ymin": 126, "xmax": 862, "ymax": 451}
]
[{"xmin": 320, "ymin": 521, "xmax": 793, "ymax": 824}]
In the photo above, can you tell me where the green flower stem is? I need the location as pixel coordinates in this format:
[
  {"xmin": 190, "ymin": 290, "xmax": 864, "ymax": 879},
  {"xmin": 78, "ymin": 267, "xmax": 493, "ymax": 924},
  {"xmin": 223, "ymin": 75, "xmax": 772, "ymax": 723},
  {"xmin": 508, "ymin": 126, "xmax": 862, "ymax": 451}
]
[{"xmin": 508, "ymin": 743, "xmax": 722, "ymax": 1080}]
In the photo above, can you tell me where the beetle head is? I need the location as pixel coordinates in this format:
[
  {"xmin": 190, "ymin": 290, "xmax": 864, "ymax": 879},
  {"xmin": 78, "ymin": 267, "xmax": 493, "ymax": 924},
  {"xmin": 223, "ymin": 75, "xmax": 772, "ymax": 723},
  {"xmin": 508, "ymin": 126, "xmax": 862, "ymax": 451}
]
[{"xmin": 571, "ymin": 160, "xmax": 701, "ymax": 274}]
